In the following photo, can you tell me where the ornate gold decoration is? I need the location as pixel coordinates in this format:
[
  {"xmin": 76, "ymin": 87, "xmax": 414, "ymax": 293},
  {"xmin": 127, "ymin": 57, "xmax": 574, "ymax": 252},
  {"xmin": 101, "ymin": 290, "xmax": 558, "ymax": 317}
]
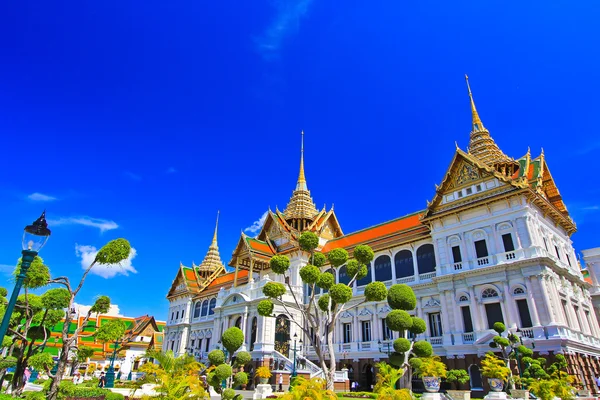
[
  {"xmin": 455, "ymin": 162, "xmax": 480, "ymax": 186},
  {"xmin": 197, "ymin": 211, "xmax": 225, "ymax": 277}
]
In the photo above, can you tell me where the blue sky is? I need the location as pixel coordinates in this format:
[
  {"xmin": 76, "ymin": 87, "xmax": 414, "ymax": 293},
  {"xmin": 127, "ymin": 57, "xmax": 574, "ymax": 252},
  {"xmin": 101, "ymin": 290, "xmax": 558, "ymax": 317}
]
[{"xmin": 1, "ymin": 1, "xmax": 599, "ymax": 320}]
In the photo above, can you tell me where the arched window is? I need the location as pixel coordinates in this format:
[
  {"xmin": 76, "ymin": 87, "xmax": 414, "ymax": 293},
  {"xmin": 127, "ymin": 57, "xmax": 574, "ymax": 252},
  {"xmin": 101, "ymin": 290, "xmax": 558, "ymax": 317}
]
[
  {"xmin": 250, "ymin": 317, "xmax": 257, "ymax": 351},
  {"xmin": 235, "ymin": 316, "xmax": 242, "ymax": 328},
  {"xmin": 458, "ymin": 295, "xmax": 469, "ymax": 302},
  {"xmin": 394, "ymin": 250, "xmax": 414, "ymax": 278},
  {"xmin": 357, "ymin": 263, "xmax": 372, "ymax": 287},
  {"xmin": 482, "ymin": 288, "xmax": 499, "ymax": 299},
  {"xmin": 416, "ymin": 244, "xmax": 436, "ymax": 274},
  {"xmin": 193, "ymin": 302, "xmax": 202, "ymax": 319},
  {"xmin": 201, "ymin": 300, "xmax": 209, "ymax": 317},
  {"xmin": 513, "ymin": 287, "xmax": 525, "ymax": 295},
  {"xmin": 374, "ymin": 255, "xmax": 392, "ymax": 282},
  {"xmin": 337, "ymin": 267, "xmax": 350, "ymax": 286},
  {"xmin": 208, "ymin": 298, "xmax": 217, "ymax": 315},
  {"xmin": 469, "ymin": 365, "xmax": 483, "ymax": 389}
]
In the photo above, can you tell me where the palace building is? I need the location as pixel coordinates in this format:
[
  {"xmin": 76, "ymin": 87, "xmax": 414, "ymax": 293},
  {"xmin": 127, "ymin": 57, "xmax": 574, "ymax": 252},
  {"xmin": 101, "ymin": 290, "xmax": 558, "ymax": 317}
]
[{"xmin": 165, "ymin": 77, "xmax": 600, "ymax": 394}]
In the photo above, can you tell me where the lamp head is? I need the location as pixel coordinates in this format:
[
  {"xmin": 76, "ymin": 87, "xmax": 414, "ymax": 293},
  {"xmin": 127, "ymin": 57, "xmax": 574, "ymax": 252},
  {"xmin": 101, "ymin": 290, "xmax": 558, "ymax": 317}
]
[{"xmin": 23, "ymin": 211, "xmax": 51, "ymax": 252}]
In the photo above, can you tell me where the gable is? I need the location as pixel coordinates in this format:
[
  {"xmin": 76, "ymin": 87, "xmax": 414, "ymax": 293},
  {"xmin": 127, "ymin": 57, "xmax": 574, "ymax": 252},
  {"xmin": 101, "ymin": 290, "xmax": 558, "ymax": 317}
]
[{"xmin": 166, "ymin": 268, "xmax": 193, "ymax": 298}]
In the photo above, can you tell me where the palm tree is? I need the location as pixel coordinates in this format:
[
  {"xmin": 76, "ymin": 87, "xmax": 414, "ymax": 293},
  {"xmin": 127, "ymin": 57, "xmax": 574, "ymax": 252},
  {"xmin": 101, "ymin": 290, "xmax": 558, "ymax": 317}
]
[
  {"xmin": 138, "ymin": 350, "xmax": 207, "ymax": 400},
  {"xmin": 374, "ymin": 362, "xmax": 403, "ymax": 393}
]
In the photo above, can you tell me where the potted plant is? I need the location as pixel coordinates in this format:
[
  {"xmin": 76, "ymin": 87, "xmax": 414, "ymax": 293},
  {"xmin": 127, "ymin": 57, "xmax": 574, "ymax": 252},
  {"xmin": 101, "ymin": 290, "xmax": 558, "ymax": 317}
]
[
  {"xmin": 413, "ymin": 357, "xmax": 447, "ymax": 393},
  {"xmin": 446, "ymin": 369, "xmax": 471, "ymax": 400},
  {"xmin": 256, "ymin": 366, "xmax": 272, "ymax": 385},
  {"xmin": 480, "ymin": 353, "xmax": 510, "ymax": 392}
]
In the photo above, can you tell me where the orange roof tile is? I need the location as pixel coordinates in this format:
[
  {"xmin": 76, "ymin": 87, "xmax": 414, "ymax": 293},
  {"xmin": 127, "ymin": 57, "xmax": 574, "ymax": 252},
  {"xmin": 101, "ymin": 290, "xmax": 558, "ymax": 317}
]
[
  {"xmin": 247, "ymin": 238, "xmax": 274, "ymax": 255},
  {"xmin": 207, "ymin": 270, "xmax": 249, "ymax": 289},
  {"xmin": 322, "ymin": 212, "xmax": 424, "ymax": 253}
]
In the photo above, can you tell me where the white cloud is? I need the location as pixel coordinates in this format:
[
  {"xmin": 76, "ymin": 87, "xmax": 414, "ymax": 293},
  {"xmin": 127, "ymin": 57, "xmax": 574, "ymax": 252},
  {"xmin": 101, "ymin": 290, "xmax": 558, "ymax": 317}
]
[
  {"xmin": 255, "ymin": 0, "xmax": 313, "ymax": 60},
  {"xmin": 75, "ymin": 244, "xmax": 137, "ymax": 279},
  {"xmin": 244, "ymin": 211, "xmax": 268, "ymax": 235},
  {"xmin": 48, "ymin": 216, "xmax": 119, "ymax": 233},
  {"xmin": 123, "ymin": 171, "xmax": 142, "ymax": 181},
  {"xmin": 27, "ymin": 192, "xmax": 57, "ymax": 202},
  {"xmin": 73, "ymin": 302, "xmax": 125, "ymax": 317},
  {"xmin": 0, "ymin": 264, "xmax": 15, "ymax": 276}
]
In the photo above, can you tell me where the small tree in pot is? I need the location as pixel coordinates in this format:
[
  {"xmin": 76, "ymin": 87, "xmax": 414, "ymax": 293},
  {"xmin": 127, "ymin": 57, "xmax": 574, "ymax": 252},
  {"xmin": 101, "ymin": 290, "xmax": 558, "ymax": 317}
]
[
  {"xmin": 411, "ymin": 356, "xmax": 447, "ymax": 393},
  {"xmin": 480, "ymin": 353, "xmax": 510, "ymax": 393},
  {"xmin": 446, "ymin": 369, "xmax": 471, "ymax": 400}
]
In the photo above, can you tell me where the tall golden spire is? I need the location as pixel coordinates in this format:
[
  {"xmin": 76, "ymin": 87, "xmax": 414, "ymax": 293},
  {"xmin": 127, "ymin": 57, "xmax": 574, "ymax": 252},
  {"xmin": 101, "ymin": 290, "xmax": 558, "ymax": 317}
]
[
  {"xmin": 197, "ymin": 211, "xmax": 224, "ymax": 276},
  {"xmin": 296, "ymin": 130, "xmax": 307, "ymax": 191},
  {"xmin": 284, "ymin": 130, "xmax": 318, "ymax": 227},
  {"xmin": 465, "ymin": 74, "xmax": 485, "ymax": 132},
  {"xmin": 464, "ymin": 75, "xmax": 512, "ymax": 167},
  {"xmin": 212, "ymin": 210, "xmax": 219, "ymax": 245}
]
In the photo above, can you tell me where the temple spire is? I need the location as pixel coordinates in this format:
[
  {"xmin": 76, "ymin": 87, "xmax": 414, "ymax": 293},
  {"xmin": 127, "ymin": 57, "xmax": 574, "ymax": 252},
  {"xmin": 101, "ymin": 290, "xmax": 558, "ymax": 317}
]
[
  {"xmin": 465, "ymin": 74, "xmax": 485, "ymax": 132},
  {"xmin": 296, "ymin": 130, "xmax": 307, "ymax": 191},
  {"xmin": 212, "ymin": 210, "xmax": 219, "ymax": 246},
  {"xmin": 197, "ymin": 211, "xmax": 224, "ymax": 276}
]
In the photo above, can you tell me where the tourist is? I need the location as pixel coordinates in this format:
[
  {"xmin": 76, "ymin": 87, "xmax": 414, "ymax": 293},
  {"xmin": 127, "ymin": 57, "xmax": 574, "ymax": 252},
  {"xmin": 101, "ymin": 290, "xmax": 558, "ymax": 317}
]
[
  {"xmin": 98, "ymin": 372, "xmax": 106, "ymax": 388},
  {"xmin": 595, "ymin": 376, "xmax": 600, "ymax": 392},
  {"xmin": 278, "ymin": 373, "xmax": 283, "ymax": 392}
]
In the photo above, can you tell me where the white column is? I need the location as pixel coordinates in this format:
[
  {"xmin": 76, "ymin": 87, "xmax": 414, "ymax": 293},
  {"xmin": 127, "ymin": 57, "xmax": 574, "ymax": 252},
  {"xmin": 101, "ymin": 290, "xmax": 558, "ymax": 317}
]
[
  {"xmin": 525, "ymin": 277, "xmax": 541, "ymax": 326},
  {"xmin": 502, "ymin": 282, "xmax": 518, "ymax": 328},
  {"xmin": 353, "ymin": 315, "xmax": 360, "ymax": 343},
  {"xmin": 439, "ymin": 291, "xmax": 451, "ymax": 333},
  {"xmin": 468, "ymin": 286, "xmax": 483, "ymax": 331},
  {"xmin": 390, "ymin": 251, "xmax": 397, "ymax": 283},
  {"xmin": 453, "ymin": 293, "xmax": 463, "ymax": 332}
]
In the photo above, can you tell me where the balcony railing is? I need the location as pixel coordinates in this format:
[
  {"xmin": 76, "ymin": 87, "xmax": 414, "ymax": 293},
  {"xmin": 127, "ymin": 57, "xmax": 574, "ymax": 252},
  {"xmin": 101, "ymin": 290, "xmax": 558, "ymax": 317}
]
[
  {"xmin": 419, "ymin": 272, "xmax": 436, "ymax": 280},
  {"xmin": 476, "ymin": 257, "xmax": 489, "ymax": 266},
  {"xmin": 462, "ymin": 332, "xmax": 474, "ymax": 343},
  {"xmin": 427, "ymin": 336, "xmax": 443, "ymax": 346},
  {"xmin": 453, "ymin": 262, "xmax": 463, "ymax": 271},
  {"xmin": 397, "ymin": 276, "xmax": 415, "ymax": 284}
]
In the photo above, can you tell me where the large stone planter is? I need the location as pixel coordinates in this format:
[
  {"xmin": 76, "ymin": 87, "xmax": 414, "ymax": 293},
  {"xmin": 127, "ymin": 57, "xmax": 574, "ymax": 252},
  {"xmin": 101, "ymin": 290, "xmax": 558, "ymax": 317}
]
[
  {"xmin": 510, "ymin": 389, "xmax": 529, "ymax": 399},
  {"xmin": 488, "ymin": 378, "xmax": 504, "ymax": 392},
  {"xmin": 259, "ymin": 378, "xmax": 269, "ymax": 384},
  {"xmin": 446, "ymin": 390, "xmax": 471, "ymax": 400},
  {"xmin": 253, "ymin": 383, "xmax": 273, "ymax": 400},
  {"xmin": 422, "ymin": 376, "xmax": 441, "ymax": 393}
]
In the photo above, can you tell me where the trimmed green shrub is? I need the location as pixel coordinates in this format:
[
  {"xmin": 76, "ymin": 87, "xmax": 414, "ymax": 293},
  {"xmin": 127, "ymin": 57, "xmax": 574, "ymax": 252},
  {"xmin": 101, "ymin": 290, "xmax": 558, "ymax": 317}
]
[
  {"xmin": 354, "ymin": 245, "xmax": 375, "ymax": 265},
  {"xmin": 327, "ymin": 248, "xmax": 348, "ymax": 268},
  {"xmin": 364, "ymin": 281, "xmax": 387, "ymax": 302},
  {"xmin": 316, "ymin": 272, "xmax": 335, "ymax": 290},
  {"xmin": 387, "ymin": 284, "xmax": 417, "ymax": 310},
  {"xmin": 313, "ymin": 252, "xmax": 327, "ymax": 268},
  {"xmin": 257, "ymin": 299, "xmax": 274, "ymax": 316},
  {"xmin": 215, "ymin": 364, "xmax": 233, "ymax": 380},
  {"xmin": 318, "ymin": 294, "xmax": 335, "ymax": 312},
  {"xmin": 270, "ymin": 255, "xmax": 290, "ymax": 274},
  {"xmin": 300, "ymin": 265, "xmax": 321, "ymax": 284},
  {"xmin": 412, "ymin": 340, "xmax": 433, "ymax": 358},
  {"xmin": 23, "ymin": 392, "xmax": 46, "ymax": 400},
  {"xmin": 235, "ymin": 351, "xmax": 251, "ymax": 367},
  {"xmin": 356, "ymin": 264, "xmax": 368, "ymax": 280},
  {"xmin": 96, "ymin": 238, "xmax": 131, "ymax": 264},
  {"xmin": 234, "ymin": 371, "xmax": 249, "ymax": 386},
  {"xmin": 386, "ymin": 310, "xmax": 413, "ymax": 331},
  {"xmin": 263, "ymin": 282, "xmax": 286, "ymax": 298},
  {"xmin": 299, "ymin": 232, "xmax": 319, "ymax": 252},
  {"xmin": 329, "ymin": 284, "xmax": 353, "ymax": 304},
  {"xmin": 209, "ymin": 349, "xmax": 226, "ymax": 366},
  {"xmin": 393, "ymin": 338, "xmax": 411, "ymax": 353},
  {"xmin": 346, "ymin": 259, "xmax": 360, "ymax": 277},
  {"xmin": 222, "ymin": 327, "xmax": 244, "ymax": 354},
  {"xmin": 409, "ymin": 317, "xmax": 427, "ymax": 334},
  {"xmin": 105, "ymin": 392, "xmax": 125, "ymax": 400},
  {"xmin": 493, "ymin": 322, "xmax": 506, "ymax": 335}
]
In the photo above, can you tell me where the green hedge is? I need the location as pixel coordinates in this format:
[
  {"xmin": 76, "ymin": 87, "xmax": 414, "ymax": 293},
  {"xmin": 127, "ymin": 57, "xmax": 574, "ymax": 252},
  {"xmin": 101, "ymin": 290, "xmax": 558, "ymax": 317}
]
[{"xmin": 336, "ymin": 392, "xmax": 377, "ymax": 399}]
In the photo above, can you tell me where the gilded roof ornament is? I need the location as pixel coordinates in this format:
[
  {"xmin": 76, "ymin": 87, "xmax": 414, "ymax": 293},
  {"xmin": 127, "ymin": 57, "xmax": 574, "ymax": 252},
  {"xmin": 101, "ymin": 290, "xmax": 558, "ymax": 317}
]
[
  {"xmin": 197, "ymin": 211, "xmax": 225, "ymax": 274},
  {"xmin": 284, "ymin": 130, "xmax": 318, "ymax": 223}
]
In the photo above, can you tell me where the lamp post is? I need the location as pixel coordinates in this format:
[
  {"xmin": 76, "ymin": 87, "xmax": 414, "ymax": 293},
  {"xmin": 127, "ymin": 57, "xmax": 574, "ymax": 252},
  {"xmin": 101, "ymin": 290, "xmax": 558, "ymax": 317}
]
[
  {"xmin": 378, "ymin": 340, "xmax": 391, "ymax": 357},
  {"xmin": 127, "ymin": 356, "xmax": 135, "ymax": 381},
  {"xmin": 105, "ymin": 338, "xmax": 125, "ymax": 388},
  {"xmin": 0, "ymin": 212, "xmax": 51, "ymax": 347},
  {"xmin": 217, "ymin": 341, "xmax": 229, "ymax": 389}
]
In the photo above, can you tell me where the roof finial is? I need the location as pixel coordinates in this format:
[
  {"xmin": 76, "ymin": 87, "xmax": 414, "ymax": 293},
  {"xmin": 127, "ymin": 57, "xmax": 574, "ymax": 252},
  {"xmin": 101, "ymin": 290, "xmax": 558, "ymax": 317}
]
[
  {"xmin": 465, "ymin": 74, "xmax": 485, "ymax": 132},
  {"xmin": 296, "ymin": 130, "xmax": 307, "ymax": 190},
  {"xmin": 212, "ymin": 210, "xmax": 220, "ymax": 246}
]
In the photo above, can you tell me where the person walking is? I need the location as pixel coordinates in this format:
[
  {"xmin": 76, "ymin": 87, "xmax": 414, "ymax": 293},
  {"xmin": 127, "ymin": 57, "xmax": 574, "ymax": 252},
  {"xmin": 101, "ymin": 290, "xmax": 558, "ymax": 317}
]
[
  {"xmin": 595, "ymin": 376, "xmax": 600, "ymax": 393},
  {"xmin": 98, "ymin": 372, "xmax": 106, "ymax": 388},
  {"xmin": 278, "ymin": 373, "xmax": 283, "ymax": 392}
]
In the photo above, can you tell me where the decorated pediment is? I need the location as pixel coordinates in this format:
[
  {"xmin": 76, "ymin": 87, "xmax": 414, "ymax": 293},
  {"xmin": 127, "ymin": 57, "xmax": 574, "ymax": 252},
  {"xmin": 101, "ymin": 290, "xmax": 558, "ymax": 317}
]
[
  {"xmin": 358, "ymin": 308, "xmax": 373, "ymax": 316},
  {"xmin": 424, "ymin": 298, "xmax": 441, "ymax": 307}
]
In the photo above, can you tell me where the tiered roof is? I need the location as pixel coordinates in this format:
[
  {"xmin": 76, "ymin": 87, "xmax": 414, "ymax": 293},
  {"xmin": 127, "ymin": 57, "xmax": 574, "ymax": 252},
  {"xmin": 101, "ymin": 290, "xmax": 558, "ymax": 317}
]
[{"xmin": 283, "ymin": 131, "xmax": 319, "ymax": 222}]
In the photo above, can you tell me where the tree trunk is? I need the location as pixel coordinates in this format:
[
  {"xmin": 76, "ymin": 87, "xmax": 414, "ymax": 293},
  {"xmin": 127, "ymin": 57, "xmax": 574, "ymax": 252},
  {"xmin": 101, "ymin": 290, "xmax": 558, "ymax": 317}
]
[
  {"xmin": 326, "ymin": 325, "xmax": 336, "ymax": 391},
  {"xmin": 47, "ymin": 347, "xmax": 70, "ymax": 400}
]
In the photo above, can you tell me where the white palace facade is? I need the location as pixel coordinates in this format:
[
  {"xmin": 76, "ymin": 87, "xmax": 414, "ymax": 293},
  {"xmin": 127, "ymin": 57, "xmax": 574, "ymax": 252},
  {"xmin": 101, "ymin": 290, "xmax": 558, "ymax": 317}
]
[{"xmin": 164, "ymin": 78, "xmax": 600, "ymax": 393}]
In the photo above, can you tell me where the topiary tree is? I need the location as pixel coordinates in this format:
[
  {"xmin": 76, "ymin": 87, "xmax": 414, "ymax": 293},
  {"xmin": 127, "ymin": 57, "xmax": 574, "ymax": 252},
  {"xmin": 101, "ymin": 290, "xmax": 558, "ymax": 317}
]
[
  {"xmin": 488, "ymin": 322, "xmax": 521, "ymax": 390},
  {"xmin": 446, "ymin": 369, "xmax": 470, "ymax": 390},
  {"xmin": 256, "ymin": 231, "xmax": 430, "ymax": 390},
  {"xmin": 206, "ymin": 327, "xmax": 247, "ymax": 399}
]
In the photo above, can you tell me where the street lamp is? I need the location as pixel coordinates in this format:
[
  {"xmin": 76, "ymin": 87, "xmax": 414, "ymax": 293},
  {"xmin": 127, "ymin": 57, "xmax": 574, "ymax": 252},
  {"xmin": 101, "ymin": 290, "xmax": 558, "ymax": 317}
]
[
  {"xmin": 291, "ymin": 333, "xmax": 302, "ymax": 378},
  {"xmin": 0, "ymin": 212, "xmax": 51, "ymax": 347},
  {"xmin": 378, "ymin": 340, "xmax": 392, "ymax": 357},
  {"xmin": 105, "ymin": 338, "xmax": 127, "ymax": 388}
]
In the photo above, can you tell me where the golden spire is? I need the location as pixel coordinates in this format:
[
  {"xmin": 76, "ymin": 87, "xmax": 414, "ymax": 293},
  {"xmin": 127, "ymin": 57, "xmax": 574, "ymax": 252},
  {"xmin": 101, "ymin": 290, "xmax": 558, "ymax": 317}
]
[
  {"xmin": 197, "ymin": 211, "xmax": 224, "ymax": 275},
  {"xmin": 296, "ymin": 130, "xmax": 307, "ymax": 191},
  {"xmin": 212, "ymin": 210, "xmax": 219, "ymax": 245},
  {"xmin": 464, "ymin": 75, "xmax": 512, "ymax": 167}
]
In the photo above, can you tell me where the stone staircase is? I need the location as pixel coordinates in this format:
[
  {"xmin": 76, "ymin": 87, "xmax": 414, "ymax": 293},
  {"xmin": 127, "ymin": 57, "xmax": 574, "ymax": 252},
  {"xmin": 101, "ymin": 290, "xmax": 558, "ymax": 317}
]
[{"xmin": 271, "ymin": 350, "xmax": 324, "ymax": 379}]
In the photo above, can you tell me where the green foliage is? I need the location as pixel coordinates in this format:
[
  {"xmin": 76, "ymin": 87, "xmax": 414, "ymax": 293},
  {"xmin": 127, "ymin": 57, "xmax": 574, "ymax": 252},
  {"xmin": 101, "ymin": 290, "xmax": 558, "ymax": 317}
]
[
  {"xmin": 23, "ymin": 392, "xmax": 46, "ymax": 400},
  {"xmin": 329, "ymin": 283, "xmax": 353, "ymax": 304},
  {"xmin": 280, "ymin": 377, "xmax": 336, "ymax": 400},
  {"xmin": 318, "ymin": 294, "xmax": 335, "ymax": 312},
  {"xmin": 316, "ymin": 272, "xmax": 334, "ymax": 290},
  {"xmin": 374, "ymin": 362, "xmax": 403, "ymax": 393},
  {"xmin": 393, "ymin": 338, "xmax": 411, "ymax": 353},
  {"xmin": 270, "ymin": 255, "xmax": 291, "ymax": 274},
  {"xmin": 377, "ymin": 388, "xmax": 413, "ymax": 400},
  {"xmin": 413, "ymin": 356, "xmax": 447, "ymax": 378},
  {"xmin": 409, "ymin": 317, "xmax": 427, "ymax": 334},
  {"xmin": 77, "ymin": 346, "xmax": 95, "ymax": 362},
  {"xmin": 263, "ymin": 282, "xmax": 286, "ymax": 298},
  {"xmin": 105, "ymin": 392, "xmax": 125, "ymax": 400},
  {"xmin": 0, "ymin": 356, "xmax": 17, "ymax": 370},
  {"xmin": 95, "ymin": 238, "xmax": 131, "ymax": 264},
  {"xmin": 0, "ymin": 287, "xmax": 7, "ymax": 297},
  {"xmin": 480, "ymin": 353, "xmax": 510, "ymax": 381},
  {"xmin": 208, "ymin": 349, "xmax": 225, "ymax": 366},
  {"xmin": 386, "ymin": 310, "xmax": 412, "ymax": 331},
  {"xmin": 493, "ymin": 336, "xmax": 510, "ymax": 348},
  {"xmin": 356, "ymin": 264, "xmax": 368, "ymax": 280},
  {"xmin": 493, "ymin": 322, "xmax": 506, "ymax": 335},
  {"xmin": 312, "ymin": 252, "xmax": 327, "ymax": 268},
  {"xmin": 299, "ymin": 232, "xmax": 319, "ymax": 252},
  {"xmin": 90, "ymin": 295, "xmax": 111, "ymax": 314},
  {"xmin": 222, "ymin": 327, "xmax": 244, "ymax": 354},
  {"xmin": 327, "ymin": 248, "xmax": 348, "ymax": 268},
  {"xmin": 223, "ymin": 388, "xmax": 236, "ymax": 400},
  {"xmin": 17, "ymin": 255, "xmax": 50, "ymax": 288},
  {"xmin": 41, "ymin": 288, "xmax": 71, "ymax": 309},
  {"xmin": 257, "ymin": 299, "xmax": 274, "ymax": 316},
  {"xmin": 29, "ymin": 352, "xmax": 54, "ymax": 371},
  {"xmin": 387, "ymin": 284, "xmax": 417, "ymax": 311},
  {"xmin": 388, "ymin": 352, "xmax": 404, "ymax": 368},
  {"xmin": 215, "ymin": 364, "xmax": 233, "ymax": 380},
  {"xmin": 234, "ymin": 351, "xmax": 251, "ymax": 367},
  {"xmin": 353, "ymin": 245, "xmax": 375, "ymax": 265},
  {"xmin": 446, "ymin": 369, "xmax": 470, "ymax": 385},
  {"xmin": 409, "ymin": 357, "xmax": 423, "ymax": 371},
  {"xmin": 94, "ymin": 319, "xmax": 127, "ymax": 343},
  {"xmin": 364, "ymin": 281, "xmax": 387, "ymax": 302},
  {"xmin": 346, "ymin": 260, "xmax": 360, "ymax": 278},
  {"xmin": 234, "ymin": 371, "xmax": 249, "ymax": 386},
  {"xmin": 412, "ymin": 341, "xmax": 433, "ymax": 358},
  {"xmin": 517, "ymin": 345, "xmax": 533, "ymax": 358},
  {"xmin": 300, "ymin": 265, "xmax": 321, "ymax": 284}
]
